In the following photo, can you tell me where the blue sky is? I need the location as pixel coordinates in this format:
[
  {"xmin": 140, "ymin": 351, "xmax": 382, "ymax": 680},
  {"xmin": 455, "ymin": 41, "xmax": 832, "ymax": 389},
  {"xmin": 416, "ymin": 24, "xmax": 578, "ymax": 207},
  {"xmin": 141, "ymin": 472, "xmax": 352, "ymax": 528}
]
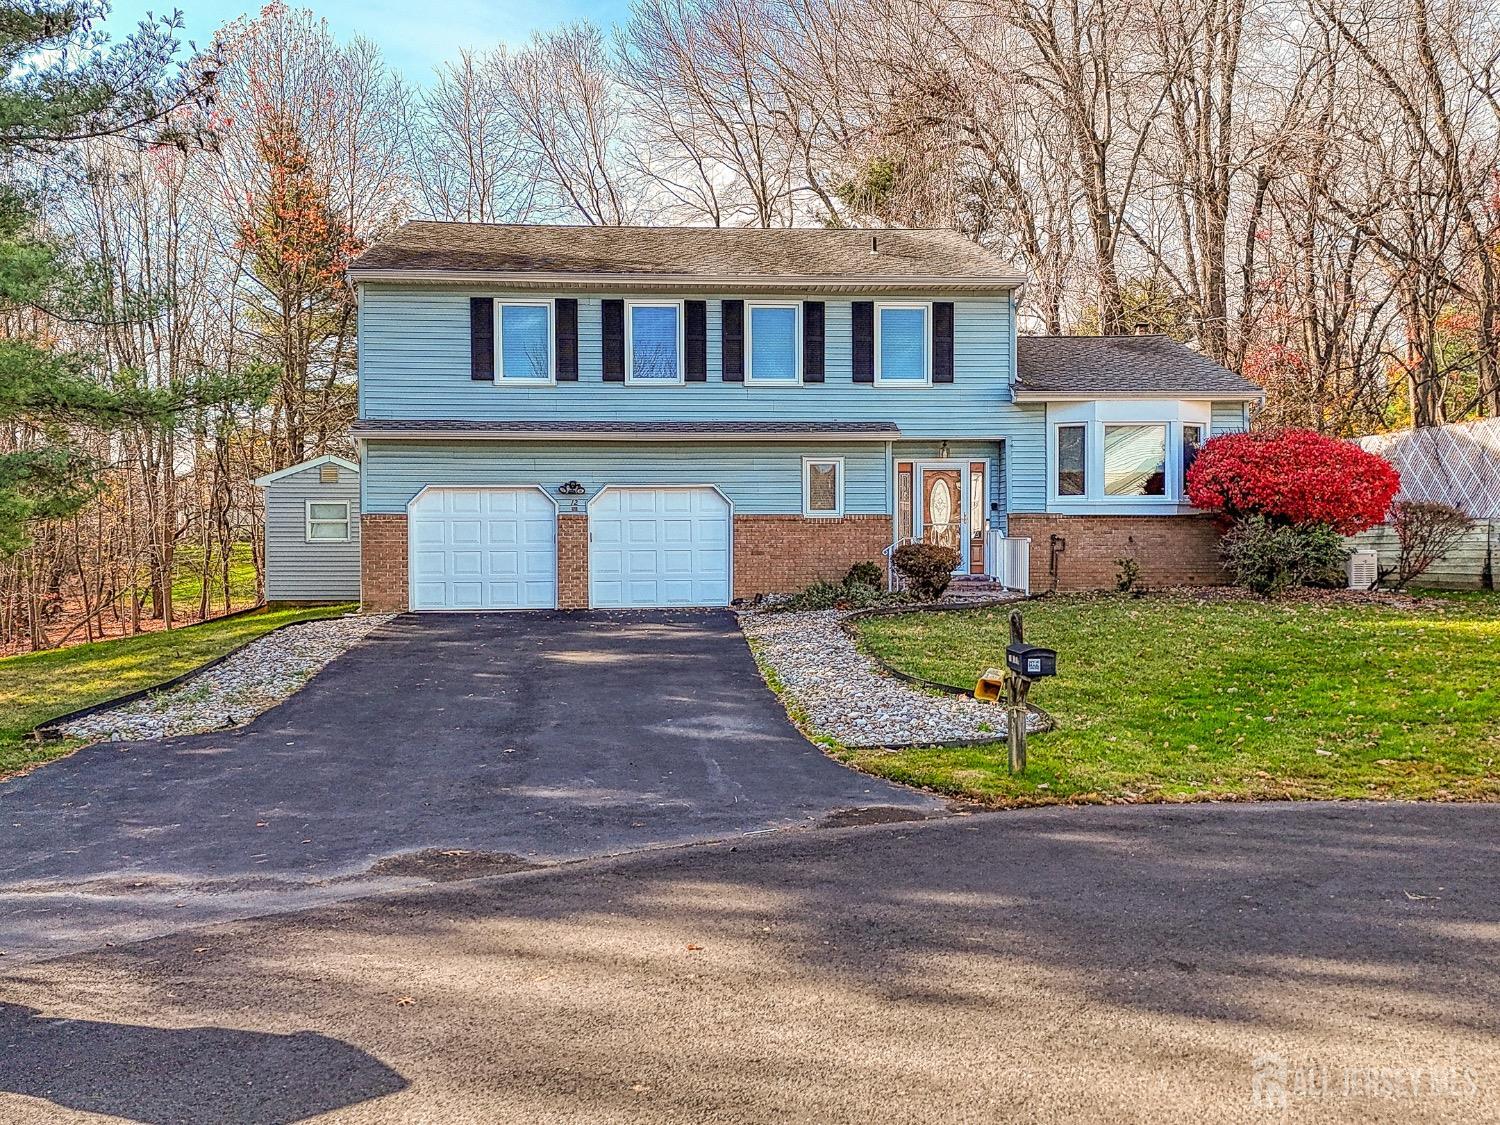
[{"xmin": 99, "ymin": 0, "xmax": 630, "ymax": 80}]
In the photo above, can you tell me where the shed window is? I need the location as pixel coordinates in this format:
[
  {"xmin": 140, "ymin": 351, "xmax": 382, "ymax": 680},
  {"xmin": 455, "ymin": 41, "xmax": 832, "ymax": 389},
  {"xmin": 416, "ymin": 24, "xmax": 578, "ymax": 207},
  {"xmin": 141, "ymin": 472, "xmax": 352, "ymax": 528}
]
[
  {"xmin": 1103, "ymin": 424, "xmax": 1168, "ymax": 496},
  {"xmin": 496, "ymin": 302, "xmax": 552, "ymax": 381},
  {"xmin": 803, "ymin": 458, "xmax": 844, "ymax": 517},
  {"xmin": 747, "ymin": 303, "xmax": 799, "ymax": 383},
  {"xmin": 875, "ymin": 304, "xmax": 930, "ymax": 384},
  {"xmin": 307, "ymin": 501, "xmax": 350, "ymax": 542},
  {"xmin": 627, "ymin": 302, "xmax": 683, "ymax": 383}
]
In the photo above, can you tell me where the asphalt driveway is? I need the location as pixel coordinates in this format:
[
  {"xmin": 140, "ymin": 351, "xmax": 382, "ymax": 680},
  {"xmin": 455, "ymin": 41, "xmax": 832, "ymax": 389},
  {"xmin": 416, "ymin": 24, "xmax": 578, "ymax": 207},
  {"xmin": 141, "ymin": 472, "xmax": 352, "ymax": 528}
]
[{"xmin": 0, "ymin": 610, "xmax": 938, "ymax": 961}]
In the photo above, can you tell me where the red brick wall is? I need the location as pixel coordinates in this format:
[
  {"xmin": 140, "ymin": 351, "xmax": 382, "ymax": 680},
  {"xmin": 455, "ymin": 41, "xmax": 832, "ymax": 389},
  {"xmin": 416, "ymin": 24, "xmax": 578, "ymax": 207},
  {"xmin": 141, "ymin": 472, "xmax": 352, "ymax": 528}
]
[
  {"xmin": 733, "ymin": 515, "xmax": 890, "ymax": 599},
  {"xmin": 361, "ymin": 514, "xmax": 409, "ymax": 611},
  {"xmin": 1006, "ymin": 513, "xmax": 1227, "ymax": 592},
  {"xmin": 557, "ymin": 513, "xmax": 589, "ymax": 609}
]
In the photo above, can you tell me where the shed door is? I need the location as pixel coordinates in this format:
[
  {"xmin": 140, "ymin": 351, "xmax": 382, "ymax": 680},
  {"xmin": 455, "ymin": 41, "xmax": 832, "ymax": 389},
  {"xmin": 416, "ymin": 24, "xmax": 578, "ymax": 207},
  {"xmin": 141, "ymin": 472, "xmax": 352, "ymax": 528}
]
[
  {"xmin": 408, "ymin": 487, "xmax": 557, "ymax": 611},
  {"xmin": 589, "ymin": 488, "xmax": 731, "ymax": 608}
]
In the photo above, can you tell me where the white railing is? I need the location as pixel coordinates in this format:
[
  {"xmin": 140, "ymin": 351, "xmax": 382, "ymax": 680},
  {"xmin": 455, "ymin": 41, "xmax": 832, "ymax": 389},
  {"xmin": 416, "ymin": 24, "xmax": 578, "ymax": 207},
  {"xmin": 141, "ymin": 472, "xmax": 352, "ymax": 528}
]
[
  {"xmin": 987, "ymin": 532, "xmax": 1031, "ymax": 595},
  {"xmin": 883, "ymin": 537, "xmax": 917, "ymax": 592}
]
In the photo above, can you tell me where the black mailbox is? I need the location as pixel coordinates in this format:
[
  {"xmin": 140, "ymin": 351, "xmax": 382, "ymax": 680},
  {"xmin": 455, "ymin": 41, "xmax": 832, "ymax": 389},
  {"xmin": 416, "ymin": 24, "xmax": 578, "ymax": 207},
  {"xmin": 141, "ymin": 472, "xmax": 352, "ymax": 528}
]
[{"xmin": 1006, "ymin": 643, "xmax": 1057, "ymax": 679}]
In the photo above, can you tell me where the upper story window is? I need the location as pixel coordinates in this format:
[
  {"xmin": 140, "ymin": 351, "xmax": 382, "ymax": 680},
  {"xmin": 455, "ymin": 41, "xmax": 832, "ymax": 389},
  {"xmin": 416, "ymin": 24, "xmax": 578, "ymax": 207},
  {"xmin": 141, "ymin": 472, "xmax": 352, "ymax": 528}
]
[
  {"xmin": 747, "ymin": 302, "xmax": 800, "ymax": 384},
  {"xmin": 496, "ymin": 301, "xmax": 553, "ymax": 382},
  {"xmin": 875, "ymin": 302, "xmax": 930, "ymax": 385},
  {"xmin": 627, "ymin": 300, "xmax": 683, "ymax": 383},
  {"xmin": 1103, "ymin": 424, "xmax": 1167, "ymax": 497}
]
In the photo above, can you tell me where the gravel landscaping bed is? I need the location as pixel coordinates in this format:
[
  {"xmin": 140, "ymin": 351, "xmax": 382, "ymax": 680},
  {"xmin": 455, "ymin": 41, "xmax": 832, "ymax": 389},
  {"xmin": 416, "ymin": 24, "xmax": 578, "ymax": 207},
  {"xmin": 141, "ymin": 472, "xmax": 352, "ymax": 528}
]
[
  {"xmin": 741, "ymin": 608, "xmax": 1045, "ymax": 748},
  {"xmin": 60, "ymin": 613, "xmax": 395, "ymax": 742}
]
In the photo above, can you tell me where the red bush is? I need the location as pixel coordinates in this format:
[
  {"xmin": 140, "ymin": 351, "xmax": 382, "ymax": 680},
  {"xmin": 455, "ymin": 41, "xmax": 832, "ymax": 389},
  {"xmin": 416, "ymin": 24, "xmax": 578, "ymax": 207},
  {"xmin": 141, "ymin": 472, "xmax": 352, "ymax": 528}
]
[{"xmin": 1185, "ymin": 428, "xmax": 1399, "ymax": 535}]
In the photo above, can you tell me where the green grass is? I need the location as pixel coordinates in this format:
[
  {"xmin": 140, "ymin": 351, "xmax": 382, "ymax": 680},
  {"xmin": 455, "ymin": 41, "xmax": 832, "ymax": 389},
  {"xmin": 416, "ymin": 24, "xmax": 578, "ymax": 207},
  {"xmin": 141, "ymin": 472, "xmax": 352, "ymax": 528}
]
[
  {"xmin": 169, "ymin": 541, "xmax": 259, "ymax": 611},
  {"xmin": 847, "ymin": 592, "xmax": 1500, "ymax": 806},
  {"xmin": 0, "ymin": 603, "xmax": 353, "ymax": 778}
]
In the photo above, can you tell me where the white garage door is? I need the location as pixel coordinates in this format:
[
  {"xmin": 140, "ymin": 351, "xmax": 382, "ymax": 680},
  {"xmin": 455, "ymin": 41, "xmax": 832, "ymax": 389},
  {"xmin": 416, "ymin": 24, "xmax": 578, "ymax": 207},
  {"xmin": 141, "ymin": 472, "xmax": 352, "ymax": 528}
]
[
  {"xmin": 589, "ymin": 487, "xmax": 731, "ymax": 608},
  {"xmin": 408, "ymin": 487, "xmax": 557, "ymax": 610}
]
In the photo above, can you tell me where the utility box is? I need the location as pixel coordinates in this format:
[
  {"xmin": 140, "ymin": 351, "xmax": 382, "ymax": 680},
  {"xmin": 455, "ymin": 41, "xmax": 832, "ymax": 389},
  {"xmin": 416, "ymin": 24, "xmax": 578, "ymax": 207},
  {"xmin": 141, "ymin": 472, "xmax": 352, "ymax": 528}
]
[{"xmin": 1347, "ymin": 549, "xmax": 1379, "ymax": 590}]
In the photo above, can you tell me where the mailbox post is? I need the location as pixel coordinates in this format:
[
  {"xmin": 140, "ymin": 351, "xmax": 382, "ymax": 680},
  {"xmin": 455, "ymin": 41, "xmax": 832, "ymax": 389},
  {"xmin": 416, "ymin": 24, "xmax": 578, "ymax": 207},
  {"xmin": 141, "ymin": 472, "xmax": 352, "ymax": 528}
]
[{"xmin": 1001, "ymin": 609, "xmax": 1056, "ymax": 774}]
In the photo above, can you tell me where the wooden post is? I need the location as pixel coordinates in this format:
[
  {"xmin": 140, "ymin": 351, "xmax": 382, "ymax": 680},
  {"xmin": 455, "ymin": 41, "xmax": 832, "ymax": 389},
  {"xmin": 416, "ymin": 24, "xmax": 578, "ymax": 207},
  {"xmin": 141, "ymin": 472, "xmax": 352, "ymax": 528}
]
[{"xmin": 1007, "ymin": 609, "xmax": 1028, "ymax": 773}]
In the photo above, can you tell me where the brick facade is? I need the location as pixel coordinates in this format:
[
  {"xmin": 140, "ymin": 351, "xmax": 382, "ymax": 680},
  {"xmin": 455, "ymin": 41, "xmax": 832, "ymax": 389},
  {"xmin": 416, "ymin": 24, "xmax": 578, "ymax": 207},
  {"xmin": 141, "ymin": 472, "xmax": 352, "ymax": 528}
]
[
  {"xmin": 361, "ymin": 513, "xmax": 409, "ymax": 611},
  {"xmin": 1006, "ymin": 513, "xmax": 1227, "ymax": 592},
  {"xmin": 733, "ymin": 514, "xmax": 891, "ymax": 599},
  {"xmin": 557, "ymin": 512, "xmax": 589, "ymax": 609}
]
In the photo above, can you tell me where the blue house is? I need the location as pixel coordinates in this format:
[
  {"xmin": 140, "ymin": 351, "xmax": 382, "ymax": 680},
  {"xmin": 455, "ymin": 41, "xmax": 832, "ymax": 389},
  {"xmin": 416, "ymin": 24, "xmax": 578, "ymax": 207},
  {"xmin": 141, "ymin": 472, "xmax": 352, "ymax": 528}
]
[{"xmin": 349, "ymin": 223, "xmax": 1261, "ymax": 611}]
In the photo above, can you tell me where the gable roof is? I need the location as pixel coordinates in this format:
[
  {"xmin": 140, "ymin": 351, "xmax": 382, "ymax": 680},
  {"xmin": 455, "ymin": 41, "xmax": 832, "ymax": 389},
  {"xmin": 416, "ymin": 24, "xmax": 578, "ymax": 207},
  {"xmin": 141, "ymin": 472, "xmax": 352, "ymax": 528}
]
[
  {"xmin": 348, "ymin": 222, "xmax": 1025, "ymax": 293},
  {"xmin": 1015, "ymin": 334, "xmax": 1263, "ymax": 400},
  {"xmin": 253, "ymin": 454, "xmax": 360, "ymax": 488}
]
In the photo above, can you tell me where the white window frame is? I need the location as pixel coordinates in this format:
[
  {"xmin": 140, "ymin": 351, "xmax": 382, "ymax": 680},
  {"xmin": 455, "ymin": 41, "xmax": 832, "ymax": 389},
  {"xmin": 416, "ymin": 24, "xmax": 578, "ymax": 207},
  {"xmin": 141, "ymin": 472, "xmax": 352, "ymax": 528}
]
[
  {"xmin": 1102, "ymin": 422, "xmax": 1170, "ymax": 498},
  {"xmin": 305, "ymin": 499, "xmax": 351, "ymax": 543},
  {"xmin": 1181, "ymin": 421, "xmax": 1207, "ymax": 492},
  {"xmin": 873, "ymin": 301, "xmax": 933, "ymax": 386},
  {"xmin": 1054, "ymin": 422, "xmax": 1088, "ymax": 499},
  {"xmin": 745, "ymin": 301, "xmax": 803, "ymax": 385},
  {"xmin": 1044, "ymin": 400, "xmax": 1213, "ymax": 513},
  {"xmin": 493, "ymin": 299, "xmax": 555, "ymax": 384},
  {"xmin": 625, "ymin": 299, "xmax": 686, "ymax": 385},
  {"xmin": 802, "ymin": 457, "xmax": 845, "ymax": 518}
]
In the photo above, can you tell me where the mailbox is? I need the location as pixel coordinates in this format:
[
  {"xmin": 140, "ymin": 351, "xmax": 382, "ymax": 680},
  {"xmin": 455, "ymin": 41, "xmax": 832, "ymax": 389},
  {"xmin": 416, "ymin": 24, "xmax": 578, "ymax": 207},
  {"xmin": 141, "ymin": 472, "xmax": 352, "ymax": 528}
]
[{"xmin": 1005, "ymin": 643, "xmax": 1057, "ymax": 679}]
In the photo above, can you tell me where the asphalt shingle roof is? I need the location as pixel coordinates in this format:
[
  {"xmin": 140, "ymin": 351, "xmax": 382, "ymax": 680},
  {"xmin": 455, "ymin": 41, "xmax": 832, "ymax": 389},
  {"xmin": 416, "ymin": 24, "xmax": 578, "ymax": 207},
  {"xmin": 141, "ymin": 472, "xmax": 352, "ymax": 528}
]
[
  {"xmin": 1016, "ymin": 334, "xmax": 1262, "ymax": 398},
  {"xmin": 350, "ymin": 419, "xmax": 902, "ymax": 437},
  {"xmin": 351, "ymin": 222, "xmax": 1022, "ymax": 284}
]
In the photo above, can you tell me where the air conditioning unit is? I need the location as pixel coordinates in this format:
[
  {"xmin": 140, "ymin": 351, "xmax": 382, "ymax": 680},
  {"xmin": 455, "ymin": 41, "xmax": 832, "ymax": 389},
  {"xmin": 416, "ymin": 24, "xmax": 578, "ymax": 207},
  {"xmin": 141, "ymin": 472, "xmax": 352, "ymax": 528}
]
[{"xmin": 1347, "ymin": 549, "xmax": 1379, "ymax": 590}]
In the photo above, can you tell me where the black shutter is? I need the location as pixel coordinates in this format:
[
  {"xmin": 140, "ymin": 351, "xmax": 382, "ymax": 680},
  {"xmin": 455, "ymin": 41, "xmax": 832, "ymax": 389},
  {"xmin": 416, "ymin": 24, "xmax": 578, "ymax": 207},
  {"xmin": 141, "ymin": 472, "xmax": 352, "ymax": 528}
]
[
  {"xmin": 803, "ymin": 300, "xmax": 825, "ymax": 383},
  {"xmin": 685, "ymin": 300, "xmax": 708, "ymax": 381},
  {"xmin": 852, "ymin": 301, "xmax": 874, "ymax": 383},
  {"xmin": 721, "ymin": 299, "xmax": 745, "ymax": 381},
  {"xmin": 554, "ymin": 298, "xmax": 578, "ymax": 381},
  {"xmin": 933, "ymin": 301, "xmax": 955, "ymax": 383},
  {"xmin": 470, "ymin": 297, "xmax": 494, "ymax": 381},
  {"xmin": 602, "ymin": 299, "xmax": 625, "ymax": 382}
]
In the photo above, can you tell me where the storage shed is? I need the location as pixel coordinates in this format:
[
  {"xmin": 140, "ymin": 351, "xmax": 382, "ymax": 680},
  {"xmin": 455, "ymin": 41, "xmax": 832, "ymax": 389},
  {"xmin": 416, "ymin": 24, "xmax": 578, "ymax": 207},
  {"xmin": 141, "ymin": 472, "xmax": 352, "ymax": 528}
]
[{"xmin": 254, "ymin": 455, "xmax": 362, "ymax": 602}]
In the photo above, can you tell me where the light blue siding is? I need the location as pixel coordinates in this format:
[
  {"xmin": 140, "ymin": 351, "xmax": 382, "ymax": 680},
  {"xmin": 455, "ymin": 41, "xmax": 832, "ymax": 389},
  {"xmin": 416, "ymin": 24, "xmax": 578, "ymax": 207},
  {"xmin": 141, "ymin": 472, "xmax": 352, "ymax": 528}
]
[
  {"xmin": 358, "ymin": 287, "xmax": 1018, "ymax": 439},
  {"xmin": 262, "ymin": 462, "xmax": 361, "ymax": 600},
  {"xmin": 1211, "ymin": 401, "xmax": 1249, "ymax": 435},
  {"xmin": 362, "ymin": 440, "xmax": 892, "ymax": 516},
  {"xmin": 1003, "ymin": 404, "xmax": 1048, "ymax": 513}
]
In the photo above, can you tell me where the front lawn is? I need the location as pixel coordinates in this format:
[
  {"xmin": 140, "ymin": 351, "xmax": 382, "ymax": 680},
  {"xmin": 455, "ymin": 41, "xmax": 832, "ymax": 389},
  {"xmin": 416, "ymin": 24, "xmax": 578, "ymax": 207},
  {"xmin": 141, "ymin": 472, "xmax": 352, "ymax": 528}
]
[
  {"xmin": 851, "ymin": 592, "xmax": 1500, "ymax": 805},
  {"xmin": 0, "ymin": 604, "xmax": 353, "ymax": 778}
]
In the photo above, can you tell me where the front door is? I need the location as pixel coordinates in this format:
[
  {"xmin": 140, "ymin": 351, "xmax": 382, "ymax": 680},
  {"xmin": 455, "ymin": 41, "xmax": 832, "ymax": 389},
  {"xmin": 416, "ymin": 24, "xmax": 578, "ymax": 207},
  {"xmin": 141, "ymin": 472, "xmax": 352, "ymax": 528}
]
[{"xmin": 919, "ymin": 467, "xmax": 965, "ymax": 558}]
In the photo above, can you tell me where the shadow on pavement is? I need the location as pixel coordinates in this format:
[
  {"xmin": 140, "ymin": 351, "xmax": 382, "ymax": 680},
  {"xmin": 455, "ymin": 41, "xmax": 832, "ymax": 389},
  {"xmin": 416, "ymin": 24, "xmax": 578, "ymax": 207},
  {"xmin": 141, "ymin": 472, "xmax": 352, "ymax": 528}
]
[{"xmin": 0, "ymin": 1001, "xmax": 406, "ymax": 1124}]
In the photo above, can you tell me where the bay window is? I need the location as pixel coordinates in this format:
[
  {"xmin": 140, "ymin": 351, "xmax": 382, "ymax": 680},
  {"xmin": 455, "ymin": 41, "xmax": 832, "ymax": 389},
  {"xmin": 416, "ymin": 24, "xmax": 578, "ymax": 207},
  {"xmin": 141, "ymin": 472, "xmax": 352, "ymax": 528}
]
[
  {"xmin": 1056, "ymin": 424, "xmax": 1087, "ymax": 497},
  {"xmin": 1102, "ymin": 424, "xmax": 1167, "ymax": 497},
  {"xmin": 1048, "ymin": 403, "xmax": 1215, "ymax": 507}
]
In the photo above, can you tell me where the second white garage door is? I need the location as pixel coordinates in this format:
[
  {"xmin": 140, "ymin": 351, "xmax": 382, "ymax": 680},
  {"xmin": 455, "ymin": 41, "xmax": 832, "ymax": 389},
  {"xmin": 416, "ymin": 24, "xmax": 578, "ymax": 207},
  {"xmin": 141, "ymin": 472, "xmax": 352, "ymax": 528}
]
[
  {"xmin": 408, "ymin": 487, "xmax": 557, "ymax": 610},
  {"xmin": 589, "ymin": 487, "xmax": 731, "ymax": 608}
]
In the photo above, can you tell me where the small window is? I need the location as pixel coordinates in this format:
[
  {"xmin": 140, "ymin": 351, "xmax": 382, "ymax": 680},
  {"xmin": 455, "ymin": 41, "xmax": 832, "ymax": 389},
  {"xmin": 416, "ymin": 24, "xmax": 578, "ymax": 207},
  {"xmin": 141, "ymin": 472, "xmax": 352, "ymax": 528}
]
[
  {"xmin": 1182, "ymin": 423, "xmax": 1206, "ymax": 491},
  {"xmin": 306, "ymin": 501, "xmax": 350, "ymax": 542},
  {"xmin": 803, "ymin": 458, "xmax": 844, "ymax": 518},
  {"xmin": 1057, "ymin": 424, "xmax": 1086, "ymax": 496},
  {"xmin": 875, "ymin": 303, "xmax": 930, "ymax": 384},
  {"xmin": 627, "ymin": 301, "xmax": 682, "ymax": 383},
  {"xmin": 747, "ymin": 303, "xmax": 799, "ymax": 383},
  {"xmin": 496, "ymin": 301, "xmax": 552, "ymax": 381},
  {"xmin": 1103, "ymin": 424, "xmax": 1167, "ymax": 496}
]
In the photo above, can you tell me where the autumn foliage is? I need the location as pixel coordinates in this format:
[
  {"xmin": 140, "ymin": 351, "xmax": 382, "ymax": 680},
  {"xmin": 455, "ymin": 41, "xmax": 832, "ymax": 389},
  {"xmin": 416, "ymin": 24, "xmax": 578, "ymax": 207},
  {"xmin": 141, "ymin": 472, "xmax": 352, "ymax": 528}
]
[{"xmin": 1185, "ymin": 429, "xmax": 1400, "ymax": 535}]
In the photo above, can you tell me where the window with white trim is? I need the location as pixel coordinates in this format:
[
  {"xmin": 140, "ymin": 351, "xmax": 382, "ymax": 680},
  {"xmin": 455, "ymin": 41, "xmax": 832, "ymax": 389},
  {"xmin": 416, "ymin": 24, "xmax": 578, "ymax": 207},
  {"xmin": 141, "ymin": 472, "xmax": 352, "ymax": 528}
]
[
  {"xmin": 626, "ymin": 301, "xmax": 683, "ymax": 383},
  {"xmin": 495, "ymin": 301, "xmax": 552, "ymax": 382},
  {"xmin": 803, "ymin": 458, "xmax": 844, "ymax": 517},
  {"xmin": 747, "ymin": 302, "xmax": 800, "ymax": 383},
  {"xmin": 306, "ymin": 501, "xmax": 350, "ymax": 542},
  {"xmin": 875, "ymin": 303, "xmax": 930, "ymax": 384},
  {"xmin": 1103, "ymin": 424, "xmax": 1168, "ymax": 496},
  {"xmin": 1056, "ymin": 424, "xmax": 1087, "ymax": 496},
  {"xmin": 1181, "ymin": 422, "xmax": 1206, "ymax": 490}
]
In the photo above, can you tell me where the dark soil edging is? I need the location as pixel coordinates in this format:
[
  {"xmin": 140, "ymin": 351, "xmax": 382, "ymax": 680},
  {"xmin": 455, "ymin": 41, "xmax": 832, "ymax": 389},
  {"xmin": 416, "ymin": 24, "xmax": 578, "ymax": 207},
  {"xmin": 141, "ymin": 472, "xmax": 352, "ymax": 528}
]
[
  {"xmin": 839, "ymin": 597, "xmax": 1058, "ymax": 733},
  {"xmin": 32, "ymin": 610, "xmax": 354, "ymax": 740}
]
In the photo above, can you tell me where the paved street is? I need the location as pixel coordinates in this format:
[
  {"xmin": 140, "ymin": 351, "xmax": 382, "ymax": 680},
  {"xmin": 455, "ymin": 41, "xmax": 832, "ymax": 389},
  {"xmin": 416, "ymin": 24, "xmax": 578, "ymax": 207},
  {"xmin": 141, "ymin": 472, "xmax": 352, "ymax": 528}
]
[{"xmin": 3, "ymin": 801, "xmax": 1496, "ymax": 1123}]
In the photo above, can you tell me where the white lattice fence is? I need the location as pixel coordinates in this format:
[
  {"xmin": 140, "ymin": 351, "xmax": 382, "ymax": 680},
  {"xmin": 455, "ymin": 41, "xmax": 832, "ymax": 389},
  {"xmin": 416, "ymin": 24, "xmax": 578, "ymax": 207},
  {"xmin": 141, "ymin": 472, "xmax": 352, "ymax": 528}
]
[{"xmin": 1357, "ymin": 418, "xmax": 1500, "ymax": 519}]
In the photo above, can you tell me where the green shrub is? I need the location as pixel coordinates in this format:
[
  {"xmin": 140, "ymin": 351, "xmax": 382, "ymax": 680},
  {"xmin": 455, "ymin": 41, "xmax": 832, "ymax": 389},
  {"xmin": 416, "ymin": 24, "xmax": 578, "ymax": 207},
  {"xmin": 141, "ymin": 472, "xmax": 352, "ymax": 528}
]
[
  {"xmin": 844, "ymin": 560, "xmax": 885, "ymax": 590},
  {"xmin": 1221, "ymin": 516, "xmax": 1350, "ymax": 596},
  {"xmin": 774, "ymin": 578, "xmax": 893, "ymax": 612},
  {"xmin": 1114, "ymin": 556, "xmax": 1142, "ymax": 594},
  {"xmin": 892, "ymin": 542, "xmax": 961, "ymax": 601}
]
